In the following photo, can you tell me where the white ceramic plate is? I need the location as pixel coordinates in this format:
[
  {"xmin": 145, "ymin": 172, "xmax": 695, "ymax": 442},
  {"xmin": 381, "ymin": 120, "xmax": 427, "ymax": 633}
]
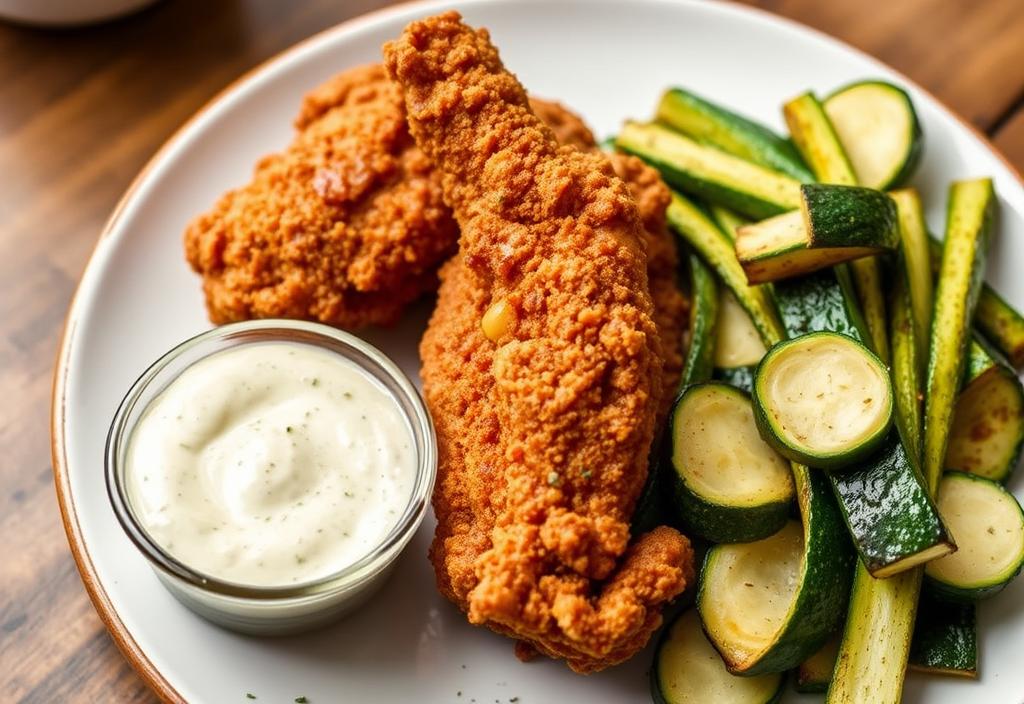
[{"xmin": 53, "ymin": 0, "xmax": 1024, "ymax": 702}]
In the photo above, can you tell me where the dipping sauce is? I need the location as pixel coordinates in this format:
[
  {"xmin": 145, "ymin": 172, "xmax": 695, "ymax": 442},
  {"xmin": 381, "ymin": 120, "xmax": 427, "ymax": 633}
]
[{"xmin": 125, "ymin": 342, "xmax": 417, "ymax": 587}]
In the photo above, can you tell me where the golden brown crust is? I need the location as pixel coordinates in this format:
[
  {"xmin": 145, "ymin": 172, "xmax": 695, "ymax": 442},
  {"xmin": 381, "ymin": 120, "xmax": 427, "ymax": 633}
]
[
  {"xmin": 184, "ymin": 64, "xmax": 457, "ymax": 329},
  {"xmin": 607, "ymin": 152, "xmax": 686, "ymax": 417},
  {"xmin": 184, "ymin": 65, "xmax": 610, "ymax": 330},
  {"xmin": 386, "ymin": 11, "xmax": 692, "ymax": 673},
  {"xmin": 528, "ymin": 97, "xmax": 597, "ymax": 150}
]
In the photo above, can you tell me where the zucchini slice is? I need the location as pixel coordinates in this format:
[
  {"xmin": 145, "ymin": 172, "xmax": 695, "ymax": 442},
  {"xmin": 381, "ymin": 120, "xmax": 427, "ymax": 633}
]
[
  {"xmin": 794, "ymin": 633, "xmax": 840, "ymax": 693},
  {"xmin": 908, "ymin": 584, "xmax": 978, "ymax": 678},
  {"xmin": 927, "ymin": 236, "xmax": 1024, "ymax": 370},
  {"xmin": 666, "ymin": 193, "xmax": 785, "ymax": 345},
  {"xmin": 656, "ymin": 87, "xmax": 813, "ymax": 182},
  {"xmin": 945, "ymin": 338, "xmax": 1024, "ymax": 483},
  {"xmin": 669, "ymin": 383, "xmax": 794, "ymax": 543},
  {"xmin": 823, "ymin": 81, "xmax": 923, "ymax": 190},
  {"xmin": 783, "ymin": 90, "xmax": 890, "ymax": 363},
  {"xmin": 714, "ymin": 290, "xmax": 768, "ymax": 369},
  {"xmin": 923, "ymin": 178, "xmax": 997, "ymax": 493},
  {"xmin": 752, "ymin": 332, "xmax": 893, "ymax": 469},
  {"xmin": 924, "ymin": 471, "xmax": 1024, "ymax": 601},
  {"xmin": 735, "ymin": 185, "xmax": 898, "ymax": 284},
  {"xmin": 618, "ymin": 122, "xmax": 803, "ymax": 220},
  {"xmin": 682, "ymin": 253, "xmax": 720, "ymax": 388},
  {"xmin": 652, "ymin": 609, "xmax": 784, "ymax": 704},
  {"xmin": 699, "ymin": 510, "xmax": 852, "ymax": 676},
  {"xmin": 774, "ymin": 270, "xmax": 952, "ymax": 575}
]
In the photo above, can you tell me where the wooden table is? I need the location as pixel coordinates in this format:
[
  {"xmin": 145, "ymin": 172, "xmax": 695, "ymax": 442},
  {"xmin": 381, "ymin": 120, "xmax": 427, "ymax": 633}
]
[{"xmin": 1, "ymin": 0, "xmax": 1022, "ymax": 701}]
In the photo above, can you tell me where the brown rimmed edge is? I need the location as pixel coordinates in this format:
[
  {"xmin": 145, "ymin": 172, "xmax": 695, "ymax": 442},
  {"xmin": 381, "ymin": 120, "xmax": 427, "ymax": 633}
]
[{"xmin": 49, "ymin": 1, "xmax": 1024, "ymax": 702}]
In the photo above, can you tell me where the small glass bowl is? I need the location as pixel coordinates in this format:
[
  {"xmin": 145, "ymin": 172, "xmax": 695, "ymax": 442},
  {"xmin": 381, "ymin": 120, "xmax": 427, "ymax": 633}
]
[{"xmin": 105, "ymin": 319, "xmax": 436, "ymax": 635}]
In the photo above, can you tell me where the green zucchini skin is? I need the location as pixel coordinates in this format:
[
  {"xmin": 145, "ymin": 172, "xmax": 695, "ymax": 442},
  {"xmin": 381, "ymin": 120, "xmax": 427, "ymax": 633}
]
[
  {"xmin": 827, "ymin": 566, "xmax": 922, "ymax": 703},
  {"xmin": 714, "ymin": 365, "xmax": 756, "ymax": 393},
  {"xmin": 618, "ymin": 122, "xmax": 803, "ymax": 220},
  {"xmin": 801, "ymin": 184, "xmax": 899, "ymax": 251},
  {"xmin": 828, "ymin": 436, "xmax": 948, "ymax": 575},
  {"xmin": 681, "ymin": 254, "xmax": 719, "ymax": 389},
  {"xmin": 823, "ymin": 80, "xmax": 923, "ymax": 191},
  {"xmin": 923, "ymin": 179, "xmax": 997, "ymax": 494},
  {"xmin": 945, "ymin": 337, "xmax": 1024, "ymax": 483},
  {"xmin": 773, "ymin": 270, "xmax": 952, "ymax": 576},
  {"xmin": 657, "ymin": 87, "xmax": 814, "ymax": 182},
  {"xmin": 892, "ymin": 190, "xmax": 934, "ymax": 372},
  {"xmin": 736, "ymin": 185, "xmax": 899, "ymax": 284},
  {"xmin": 908, "ymin": 584, "xmax": 978, "ymax": 678},
  {"xmin": 751, "ymin": 332, "xmax": 894, "ymax": 470},
  {"xmin": 927, "ymin": 236, "xmax": 1024, "ymax": 369},
  {"xmin": 669, "ymin": 383, "xmax": 793, "ymax": 544},
  {"xmin": 774, "ymin": 267, "xmax": 868, "ymax": 343}
]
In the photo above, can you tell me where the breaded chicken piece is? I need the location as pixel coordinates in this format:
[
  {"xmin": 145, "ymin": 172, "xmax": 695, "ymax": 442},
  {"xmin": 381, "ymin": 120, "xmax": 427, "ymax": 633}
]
[
  {"xmin": 385, "ymin": 11, "xmax": 693, "ymax": 672},
  {"xmin": 184, "ymin": 64, "xmax": 455, "ymax": 328},
  {"xmin": 608, "ymin": 152, "xmax": 686, "ymax": 418},
  {"xmin": 184, "ymin": 61, "xmax": 602, "ymax": 329}
]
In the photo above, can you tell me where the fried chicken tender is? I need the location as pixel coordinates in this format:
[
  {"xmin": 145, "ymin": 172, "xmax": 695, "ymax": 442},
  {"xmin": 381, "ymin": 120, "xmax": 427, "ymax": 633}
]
[
  {"xmin": 385, "ymin": 11, "xmax": 693, "ymax": 672},
  {"xmin": 184, "ymin": 61, "xmax": 601, "ymax": 329},
  {"xmin": 184, "ymin": 64, "xmax": 454, "ymax": 328}
]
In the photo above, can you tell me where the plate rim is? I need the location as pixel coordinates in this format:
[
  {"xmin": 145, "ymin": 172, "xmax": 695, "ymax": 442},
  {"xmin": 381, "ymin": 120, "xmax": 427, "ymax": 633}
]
[{"xmin": 48, "ymin": 1, "xmax": 1024, "ymax": 701}]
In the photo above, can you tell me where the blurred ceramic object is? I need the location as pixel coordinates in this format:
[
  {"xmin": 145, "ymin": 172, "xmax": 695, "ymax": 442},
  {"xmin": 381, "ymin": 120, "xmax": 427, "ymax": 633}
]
[{"xmin": 0, "ymin": 0, "xmax": 159, "ymax": 26}]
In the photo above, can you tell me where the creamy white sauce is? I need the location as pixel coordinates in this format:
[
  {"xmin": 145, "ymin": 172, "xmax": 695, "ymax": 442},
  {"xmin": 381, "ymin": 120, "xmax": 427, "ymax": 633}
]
[{"xmin": 125, "ymin": 342, "xmax": 416, "ymax": 587}]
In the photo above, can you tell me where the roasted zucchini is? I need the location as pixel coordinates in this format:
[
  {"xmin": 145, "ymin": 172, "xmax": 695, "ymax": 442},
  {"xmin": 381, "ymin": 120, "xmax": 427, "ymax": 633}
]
[
  {"xmin": 752, "ymin": 332, "xmax": 894, "ymax": 469},
  {"xmin": 735, "ymin": 184, "xmax": 898, "ymax": 284},
  {"xmin": 656, "ymin": 87, "xmax": 813, "ymax": 182},
  {"xmin": 653, "ymin": 609, "xmax": 785, "ymax": 704},
  {"xmin": 618, "ymin": 122, "xmax": 803, "ymax": 220},
  {"xmin": 924, "ymin": 471, "xmax": 1024, "ymax": 601},
  {"xmin": 823, "ymin": 80, "xmax": 923, "ymax": 190},
  {"xmin": 669, "ymin": 383, "xmax": 794, "ymax": 543}
]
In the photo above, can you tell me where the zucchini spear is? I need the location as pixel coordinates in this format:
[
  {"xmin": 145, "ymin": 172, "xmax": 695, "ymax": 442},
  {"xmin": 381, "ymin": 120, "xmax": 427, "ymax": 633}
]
[
  {"xmin": 656, "ymin": 87, "xmax": 814, "ymax": 182},
  {"xmin": 735, "ymin": 184, "xmax": 899, "ymax": 284},
  {"xmin": 827, "ymin": 188, "xmax": 932, "ymax": 704},
  {"xmin": 618, "ymin": 122, "xmax": 803, "ymax": 220},
  {"xmin": 927, "ymin": 237, "xmax": 1024, "ymax": 369},
  {"xmin": 923, "ymin": 178, "xmax": 997, "ymax": 492},
  {"xmin": 783, "ymin": 91, "xmax": 890, "ymax": 364}
]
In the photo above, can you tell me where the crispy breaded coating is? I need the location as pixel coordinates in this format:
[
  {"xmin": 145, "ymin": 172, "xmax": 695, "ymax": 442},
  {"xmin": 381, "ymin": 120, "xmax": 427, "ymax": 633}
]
[
  {"xmin": 608, "ymin": 152, "xmax": 686, "ymax": 417},
  {"xmin": 386, "ymin": 11, "xmax": 693, "ymax": 672},
  {"xmin": 529, "ymin": 98, "xmax": 597, "ymax": 150},
  {"xmin": 184, "ymin": 64, "xmax": 455, "ymax": 328},
  {"xmin": 184, "ymin": 62, "xmax": 612, "ymax": 329}
]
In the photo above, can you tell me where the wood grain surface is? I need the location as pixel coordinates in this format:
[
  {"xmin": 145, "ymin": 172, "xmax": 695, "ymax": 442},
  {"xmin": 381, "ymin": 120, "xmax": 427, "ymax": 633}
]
[{"xmin": 1, "ymin": 0, "xmax": 1022, "ymax": 701}]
